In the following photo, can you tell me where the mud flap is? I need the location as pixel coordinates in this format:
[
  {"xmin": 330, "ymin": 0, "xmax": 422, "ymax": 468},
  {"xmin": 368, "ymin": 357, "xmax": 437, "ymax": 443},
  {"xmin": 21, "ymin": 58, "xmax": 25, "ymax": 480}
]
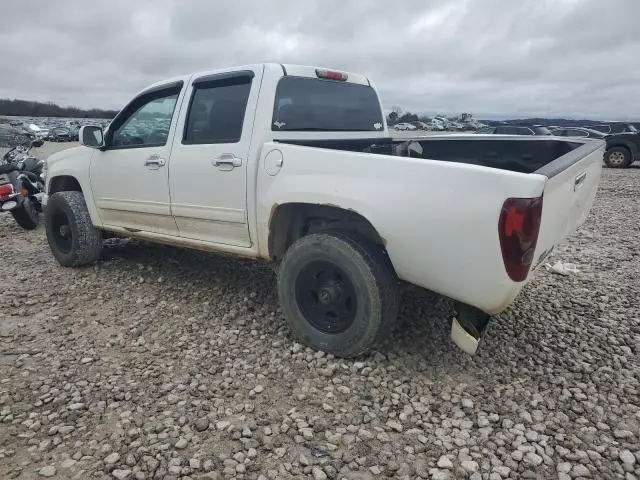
[
  {"xmin": 451, "ymin": 303, "xmax": 491, "ymax": 355},
  {"xmin": 451, "ymin": 317, "xmax": 480, "ymax": 355}
]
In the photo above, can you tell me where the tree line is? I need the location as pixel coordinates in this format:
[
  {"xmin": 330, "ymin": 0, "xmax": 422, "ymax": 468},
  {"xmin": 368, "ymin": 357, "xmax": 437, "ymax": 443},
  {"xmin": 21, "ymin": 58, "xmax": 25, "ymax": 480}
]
[
  {"xmin": 0, "ymin": 99, "xmax": 117, "ymax": 119},
  {"xmin": 386, "ymin": 106, "xmax": 425, "ymax": 125}
]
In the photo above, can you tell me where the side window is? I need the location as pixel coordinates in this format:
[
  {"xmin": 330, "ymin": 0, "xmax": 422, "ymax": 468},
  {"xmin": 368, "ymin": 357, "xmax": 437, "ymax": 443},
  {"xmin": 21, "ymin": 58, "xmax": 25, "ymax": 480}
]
[
  {"xmin": 496, "ymin": 126, "xmax": 527, "ymax": 135},
  {"xmin": 183, "ymin": 75, "xmax": 252, "ymax": 144},
  {"xmin": 566, "ymin": 129, "xmax": 588, "ymax": 138},
  {"xmin": 110, "ymin": 88, "xmax": 180, "ymax": 148}
]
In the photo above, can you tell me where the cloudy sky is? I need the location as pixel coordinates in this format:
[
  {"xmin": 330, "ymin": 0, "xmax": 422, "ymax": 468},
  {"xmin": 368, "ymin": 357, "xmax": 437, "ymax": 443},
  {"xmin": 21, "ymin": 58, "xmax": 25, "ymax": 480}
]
[{"xmin": 1, "ymin": 0, "xmax": 639, "ymax": 119}]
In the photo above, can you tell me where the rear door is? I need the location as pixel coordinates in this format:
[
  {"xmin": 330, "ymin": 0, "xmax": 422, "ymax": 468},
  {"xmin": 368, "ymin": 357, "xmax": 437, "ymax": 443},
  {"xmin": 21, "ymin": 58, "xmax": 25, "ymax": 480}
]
[
  {"xmin": 532, "ymin": 140, "xmax": 604, "ymax": 267},
  {"xmin": 169, "ymin": 67, "xmax": 263, "ymax": 247}
]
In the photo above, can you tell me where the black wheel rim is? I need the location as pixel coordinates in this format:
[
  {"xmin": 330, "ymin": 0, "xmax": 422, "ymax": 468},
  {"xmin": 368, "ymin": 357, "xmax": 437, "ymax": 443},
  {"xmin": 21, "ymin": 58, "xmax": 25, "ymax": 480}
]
[
  {"xmin": 295, "ymin": 260, "xmax": 357, "ymax": 334},
  {"xmin": 51, "ymin": 210, "xmax": 72, "ymax": 253}
]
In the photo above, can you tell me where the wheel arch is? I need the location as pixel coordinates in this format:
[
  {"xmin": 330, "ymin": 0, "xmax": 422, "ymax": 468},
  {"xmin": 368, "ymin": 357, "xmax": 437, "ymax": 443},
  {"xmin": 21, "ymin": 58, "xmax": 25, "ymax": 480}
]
[
  {"xmin": 46, "ymin": 174, "xmax": 102, "ymax": 227},
  {"xmin": 48, "ymin": 175, "xmax": 83, "ymax": 195},
  {"xmin": 268, "ymin": 203, "xmax": 387, "ymax": 263}
]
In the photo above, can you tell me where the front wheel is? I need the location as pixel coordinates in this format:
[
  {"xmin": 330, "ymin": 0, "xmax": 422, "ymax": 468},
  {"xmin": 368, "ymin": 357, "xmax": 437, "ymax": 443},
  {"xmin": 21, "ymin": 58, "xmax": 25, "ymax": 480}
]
[
  {"xmin": 277, "ymin": 232, "xmax": 398, "ymax": 357},
  {"xmin": 604, "ymin": 147, "xmax": 632, "ymax": 168},
  {"xmin": 45, "ymin": 191, "xmax": 102, "ymax": 267},
  {"xmin": 11, "ymin": 198, "xmax": 39, "ymax": 230}
]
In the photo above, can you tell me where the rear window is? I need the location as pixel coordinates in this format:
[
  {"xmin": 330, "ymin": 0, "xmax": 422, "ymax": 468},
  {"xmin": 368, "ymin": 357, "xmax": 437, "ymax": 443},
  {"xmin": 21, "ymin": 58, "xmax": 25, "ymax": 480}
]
[{"xmin": 272, "ymin": 77, "xmax": 384, "ymax": 132}]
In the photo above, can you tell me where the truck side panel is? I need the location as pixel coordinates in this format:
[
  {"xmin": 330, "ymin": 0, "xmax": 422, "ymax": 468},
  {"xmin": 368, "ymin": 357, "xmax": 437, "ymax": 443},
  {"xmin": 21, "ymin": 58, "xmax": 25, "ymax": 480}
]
[{"xmin": 256, "ymin": 142, "xmax": 548, "ymax": 313}]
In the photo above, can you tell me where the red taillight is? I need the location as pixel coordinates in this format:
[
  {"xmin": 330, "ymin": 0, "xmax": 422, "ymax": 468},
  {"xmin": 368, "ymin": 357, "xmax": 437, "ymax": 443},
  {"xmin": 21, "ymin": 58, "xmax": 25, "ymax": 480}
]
[
  {"xmin": 315, "ymin": 69, "xmax": 348, "ymax": 81},
  {"xmin": 0, "ymin": 184, "xmax": 14, "ymax": 201},
  {"xmin": 498, "ymin": 197, "xmax": 543, "ymax": 282}
]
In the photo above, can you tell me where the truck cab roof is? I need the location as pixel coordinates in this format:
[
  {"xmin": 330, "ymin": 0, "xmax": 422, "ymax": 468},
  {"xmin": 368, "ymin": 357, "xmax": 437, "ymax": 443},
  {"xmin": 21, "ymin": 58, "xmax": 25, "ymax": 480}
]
[{"xmin": 124, "ymin": 63, "xmax": 387, "ymax": 142}]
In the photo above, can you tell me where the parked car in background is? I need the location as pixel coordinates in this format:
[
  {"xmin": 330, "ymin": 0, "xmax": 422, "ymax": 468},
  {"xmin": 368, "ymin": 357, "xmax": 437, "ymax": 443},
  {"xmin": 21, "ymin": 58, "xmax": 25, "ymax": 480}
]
[
  {"xmin": 393, "ymin": 122, "xmax": 416, "ymax": 131},
  {"xmin": 430, "ymin": 119, "xmax": 445, "ymax": 131},
  {"xmin": 27, "ymin": 124, "xmax": 49, "ymax": 140},
  {"xmin": 43, "ymin": 63, "xmax": 603, "ymax": 357},
  {"xmin": 411, "ymin": 121, "xmax": 430, "ymax": 130},
  {"xmin": 552, "ymin": 126, "xmax": 640, "ymax": 168},
  {"xmin": 588, "ymin": 123, "xmax": 637, "ymax": 135},
  {"xmin": 476, "ymin": 125, "xmax": 552, "ymax": 136},
  {"xmin": 68, "ymin": 126, "xmax": 80, "ymax": 141},
  {"xmin": 48, "ymin": 127, "xmax": 72, "ymax": 142},
  {"xmin": 550, "ymin": 127, "xmax": 606, "ymax": 139},
  {"xmin": 601, "ymin": 131, "xmax": 640, "ymax": 168}
]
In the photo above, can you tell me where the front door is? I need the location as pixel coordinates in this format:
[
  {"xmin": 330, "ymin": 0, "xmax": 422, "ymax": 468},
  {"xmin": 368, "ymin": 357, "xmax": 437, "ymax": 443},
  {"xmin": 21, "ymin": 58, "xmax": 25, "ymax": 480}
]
[
  {"xmin": 90, "ymin": 82, "xmax": 184, "ymax": 235},
  {"xmin": 168, "ymin": 68, "xmax": 262, "ymax": 247}
]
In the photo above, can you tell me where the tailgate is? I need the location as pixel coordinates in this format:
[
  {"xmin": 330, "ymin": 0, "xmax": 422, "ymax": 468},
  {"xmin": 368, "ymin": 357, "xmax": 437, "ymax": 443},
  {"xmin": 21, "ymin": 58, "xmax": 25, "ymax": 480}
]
[{"xmin": 533, "ymin": 139, "xmax": 604, "ymax": 267}]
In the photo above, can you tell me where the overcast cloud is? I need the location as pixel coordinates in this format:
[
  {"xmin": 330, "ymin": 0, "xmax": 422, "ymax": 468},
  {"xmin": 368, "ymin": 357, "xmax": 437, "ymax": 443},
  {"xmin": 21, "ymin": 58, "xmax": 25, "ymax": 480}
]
[{"xmin": 1, "ymin": 0, "xmax": 639, "ymax": 119}]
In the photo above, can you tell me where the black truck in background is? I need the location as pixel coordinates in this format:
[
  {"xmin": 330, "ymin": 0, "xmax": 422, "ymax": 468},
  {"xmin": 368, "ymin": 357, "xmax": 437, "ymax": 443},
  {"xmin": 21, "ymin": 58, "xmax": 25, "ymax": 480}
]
[
  {"xmin": 602, "ymin": 126, "xmax": 640, "ymax": 168},
  {"xmin": 550, "ymin": 124, "xmax": 640, "ymax": 168},
  {"xmin": 480, "ymin": 122, "xmax": 640, "ymax": 168}
]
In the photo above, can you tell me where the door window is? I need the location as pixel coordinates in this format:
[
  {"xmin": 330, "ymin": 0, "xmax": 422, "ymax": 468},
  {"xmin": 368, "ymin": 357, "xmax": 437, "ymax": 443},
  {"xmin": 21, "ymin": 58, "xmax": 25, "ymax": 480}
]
[
  {"xmin": 108, "ymin": 86, "xmax": 181, "ymax": 149},
  {"xmin": 183, "ymin": 75, "xmax": 252, "ymax": 144},
  {"xmin": 496, "ymin": 126, "xmax": 533, "ymax": 135},
  {"xmin": 565, "ymin": 129, "xmax": 589, "ymax": 138}
]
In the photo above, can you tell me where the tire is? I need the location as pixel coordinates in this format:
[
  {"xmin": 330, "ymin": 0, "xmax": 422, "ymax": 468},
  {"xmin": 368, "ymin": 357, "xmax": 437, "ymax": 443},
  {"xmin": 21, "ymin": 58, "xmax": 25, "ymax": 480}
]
[
  {"xmin": 45, "ymin": 191, "xmax": 102, "ymax": 267},
  {"xmin": 11, "ymin": 198, "xmax": 39, "ymax": 230},
  {"xmin": 277, "ymin": 232, "xmax": 398, "ymax": 357},
  {"xmin": 604, "ymin": 147, "xmax": 632, "ymax": 168}
]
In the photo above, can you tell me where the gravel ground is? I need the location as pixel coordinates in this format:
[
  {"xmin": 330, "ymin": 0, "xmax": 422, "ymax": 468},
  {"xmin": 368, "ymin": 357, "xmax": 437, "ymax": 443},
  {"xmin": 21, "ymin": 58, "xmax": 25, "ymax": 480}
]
[{"xmin": 0, "ymin": 143, "xmax": 638, "ymax": 480}]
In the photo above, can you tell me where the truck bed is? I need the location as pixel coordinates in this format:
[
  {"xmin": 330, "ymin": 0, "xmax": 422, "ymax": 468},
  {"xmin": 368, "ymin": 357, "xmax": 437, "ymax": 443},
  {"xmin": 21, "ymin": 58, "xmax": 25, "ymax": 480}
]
[
  {"xmin": 261, "ymin": 136, "xmax": 603, "ymax": 313},
  {"xmin": 276, "ymin": 135, "xmax": 584, "ymax": 175}
]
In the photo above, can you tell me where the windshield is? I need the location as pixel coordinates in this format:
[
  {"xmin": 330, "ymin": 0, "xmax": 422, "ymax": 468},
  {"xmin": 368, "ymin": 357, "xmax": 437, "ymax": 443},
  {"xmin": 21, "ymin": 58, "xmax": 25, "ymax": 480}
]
[
  {"xmin": 272, "ymin": 77, "xmax": 384, "ymax": 132},
  {"xmin": 533, "ymin": 126, "xmax": 552, "ymax": 135}
]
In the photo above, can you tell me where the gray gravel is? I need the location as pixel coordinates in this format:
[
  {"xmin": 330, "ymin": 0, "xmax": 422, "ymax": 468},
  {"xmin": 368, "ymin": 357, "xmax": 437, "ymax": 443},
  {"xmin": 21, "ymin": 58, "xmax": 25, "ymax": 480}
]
[{"xmin": 0, "ymin": 143, "xmax": 638, "ymax": 479}]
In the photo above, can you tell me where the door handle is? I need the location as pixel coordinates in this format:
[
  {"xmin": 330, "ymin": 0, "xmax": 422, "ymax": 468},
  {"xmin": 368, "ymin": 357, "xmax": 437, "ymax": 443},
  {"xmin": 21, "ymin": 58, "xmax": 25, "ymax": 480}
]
[
  {"xmin": 213, "ymin": 154, "xmax": 242, "ymax": 168},
  {"xmin": 574, "ymin": 171, "xmax": 587, "ymax": 191},
  {"xmin": 145, "ymin": 155, "xmax": 166, "ymax": 169}
]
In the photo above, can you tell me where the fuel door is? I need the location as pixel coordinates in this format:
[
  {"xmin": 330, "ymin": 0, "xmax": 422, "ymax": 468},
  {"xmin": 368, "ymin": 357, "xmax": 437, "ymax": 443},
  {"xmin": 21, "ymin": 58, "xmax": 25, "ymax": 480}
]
[{"xmin": 264, "ymin": 149, "xmax": 283, "ymax": 176}]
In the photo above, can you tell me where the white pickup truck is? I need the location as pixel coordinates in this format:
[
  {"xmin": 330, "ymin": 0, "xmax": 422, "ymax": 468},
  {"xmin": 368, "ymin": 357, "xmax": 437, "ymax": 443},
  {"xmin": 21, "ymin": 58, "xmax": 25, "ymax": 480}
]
[{"xmin": 43, "ymin": 63, "xmax": 604, "ymax": 357}]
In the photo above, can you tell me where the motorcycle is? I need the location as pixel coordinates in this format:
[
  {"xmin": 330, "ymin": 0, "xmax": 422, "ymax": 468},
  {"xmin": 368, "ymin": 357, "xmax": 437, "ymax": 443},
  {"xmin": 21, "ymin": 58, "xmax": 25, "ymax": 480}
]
[{"xmin": 0, "ymin": 138, "xmax": 46, "ymax": 230}]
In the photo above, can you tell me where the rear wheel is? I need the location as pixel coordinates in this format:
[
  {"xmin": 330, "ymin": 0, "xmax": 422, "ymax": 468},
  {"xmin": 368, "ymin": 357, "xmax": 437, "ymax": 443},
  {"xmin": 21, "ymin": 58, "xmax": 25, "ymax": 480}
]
[
  {"xmin": 277, "ymin": 232, "xmax": 398, "ymax": 357},
  {"xmin": 11, "ymin": 198, "xmax": 39, "ymax": 230},
  {"xmin": 604, "ymin": 147, "xmax": 632, "ymax": 168},
  {"xmin": 45, "ymin": 191, "xmax": 102, "ymax": 267}
]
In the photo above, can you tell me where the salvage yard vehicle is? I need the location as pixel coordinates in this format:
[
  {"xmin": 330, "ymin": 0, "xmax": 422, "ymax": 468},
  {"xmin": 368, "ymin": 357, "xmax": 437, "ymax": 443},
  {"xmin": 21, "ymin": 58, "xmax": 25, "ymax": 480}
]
[
  {"xmin": 0, "ymin": 137, "xmax": 45, "ymax": 229},
  {"xmin": 42, "ymin": 64, "xmax": 604, "ymax": 357},
  {"xmin": 476, "ymin": 125, "xmax": 552, "ymax": 136},
  {"xmin": 552, "ymin": 126, "xmax": 640, "ymax": 168},
  {"xmin": 393, "ymin": 122, "xmax": 416, "ymax": 131},
  {"xmin": 48, "ymin": 127, "xmax": 72, "ymax": 142},
  {"xmin": 550, "ymin": 127, "xmax": 607, "ymax": 140},
  {"xmin": 601, "ymin": 130, "xmax": 640, "ymax": 168}
]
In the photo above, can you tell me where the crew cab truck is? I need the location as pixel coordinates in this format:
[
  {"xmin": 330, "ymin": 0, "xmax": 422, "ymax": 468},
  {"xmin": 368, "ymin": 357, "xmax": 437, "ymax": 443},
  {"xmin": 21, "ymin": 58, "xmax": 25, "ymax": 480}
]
[{"xmin": 43, "ymin": 64, "xmax": 604, "ymax": 357}]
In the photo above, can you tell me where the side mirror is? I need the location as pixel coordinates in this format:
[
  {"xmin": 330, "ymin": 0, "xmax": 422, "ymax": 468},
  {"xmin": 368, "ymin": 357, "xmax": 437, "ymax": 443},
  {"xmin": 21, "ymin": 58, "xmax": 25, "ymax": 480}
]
[
  {"xmin": 31, "ymin": 139, "xmax": 44, "ymax": 148},
  {"xmin": 80, "ymin": 125, "xmax": 104, "ymax": 149}
]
